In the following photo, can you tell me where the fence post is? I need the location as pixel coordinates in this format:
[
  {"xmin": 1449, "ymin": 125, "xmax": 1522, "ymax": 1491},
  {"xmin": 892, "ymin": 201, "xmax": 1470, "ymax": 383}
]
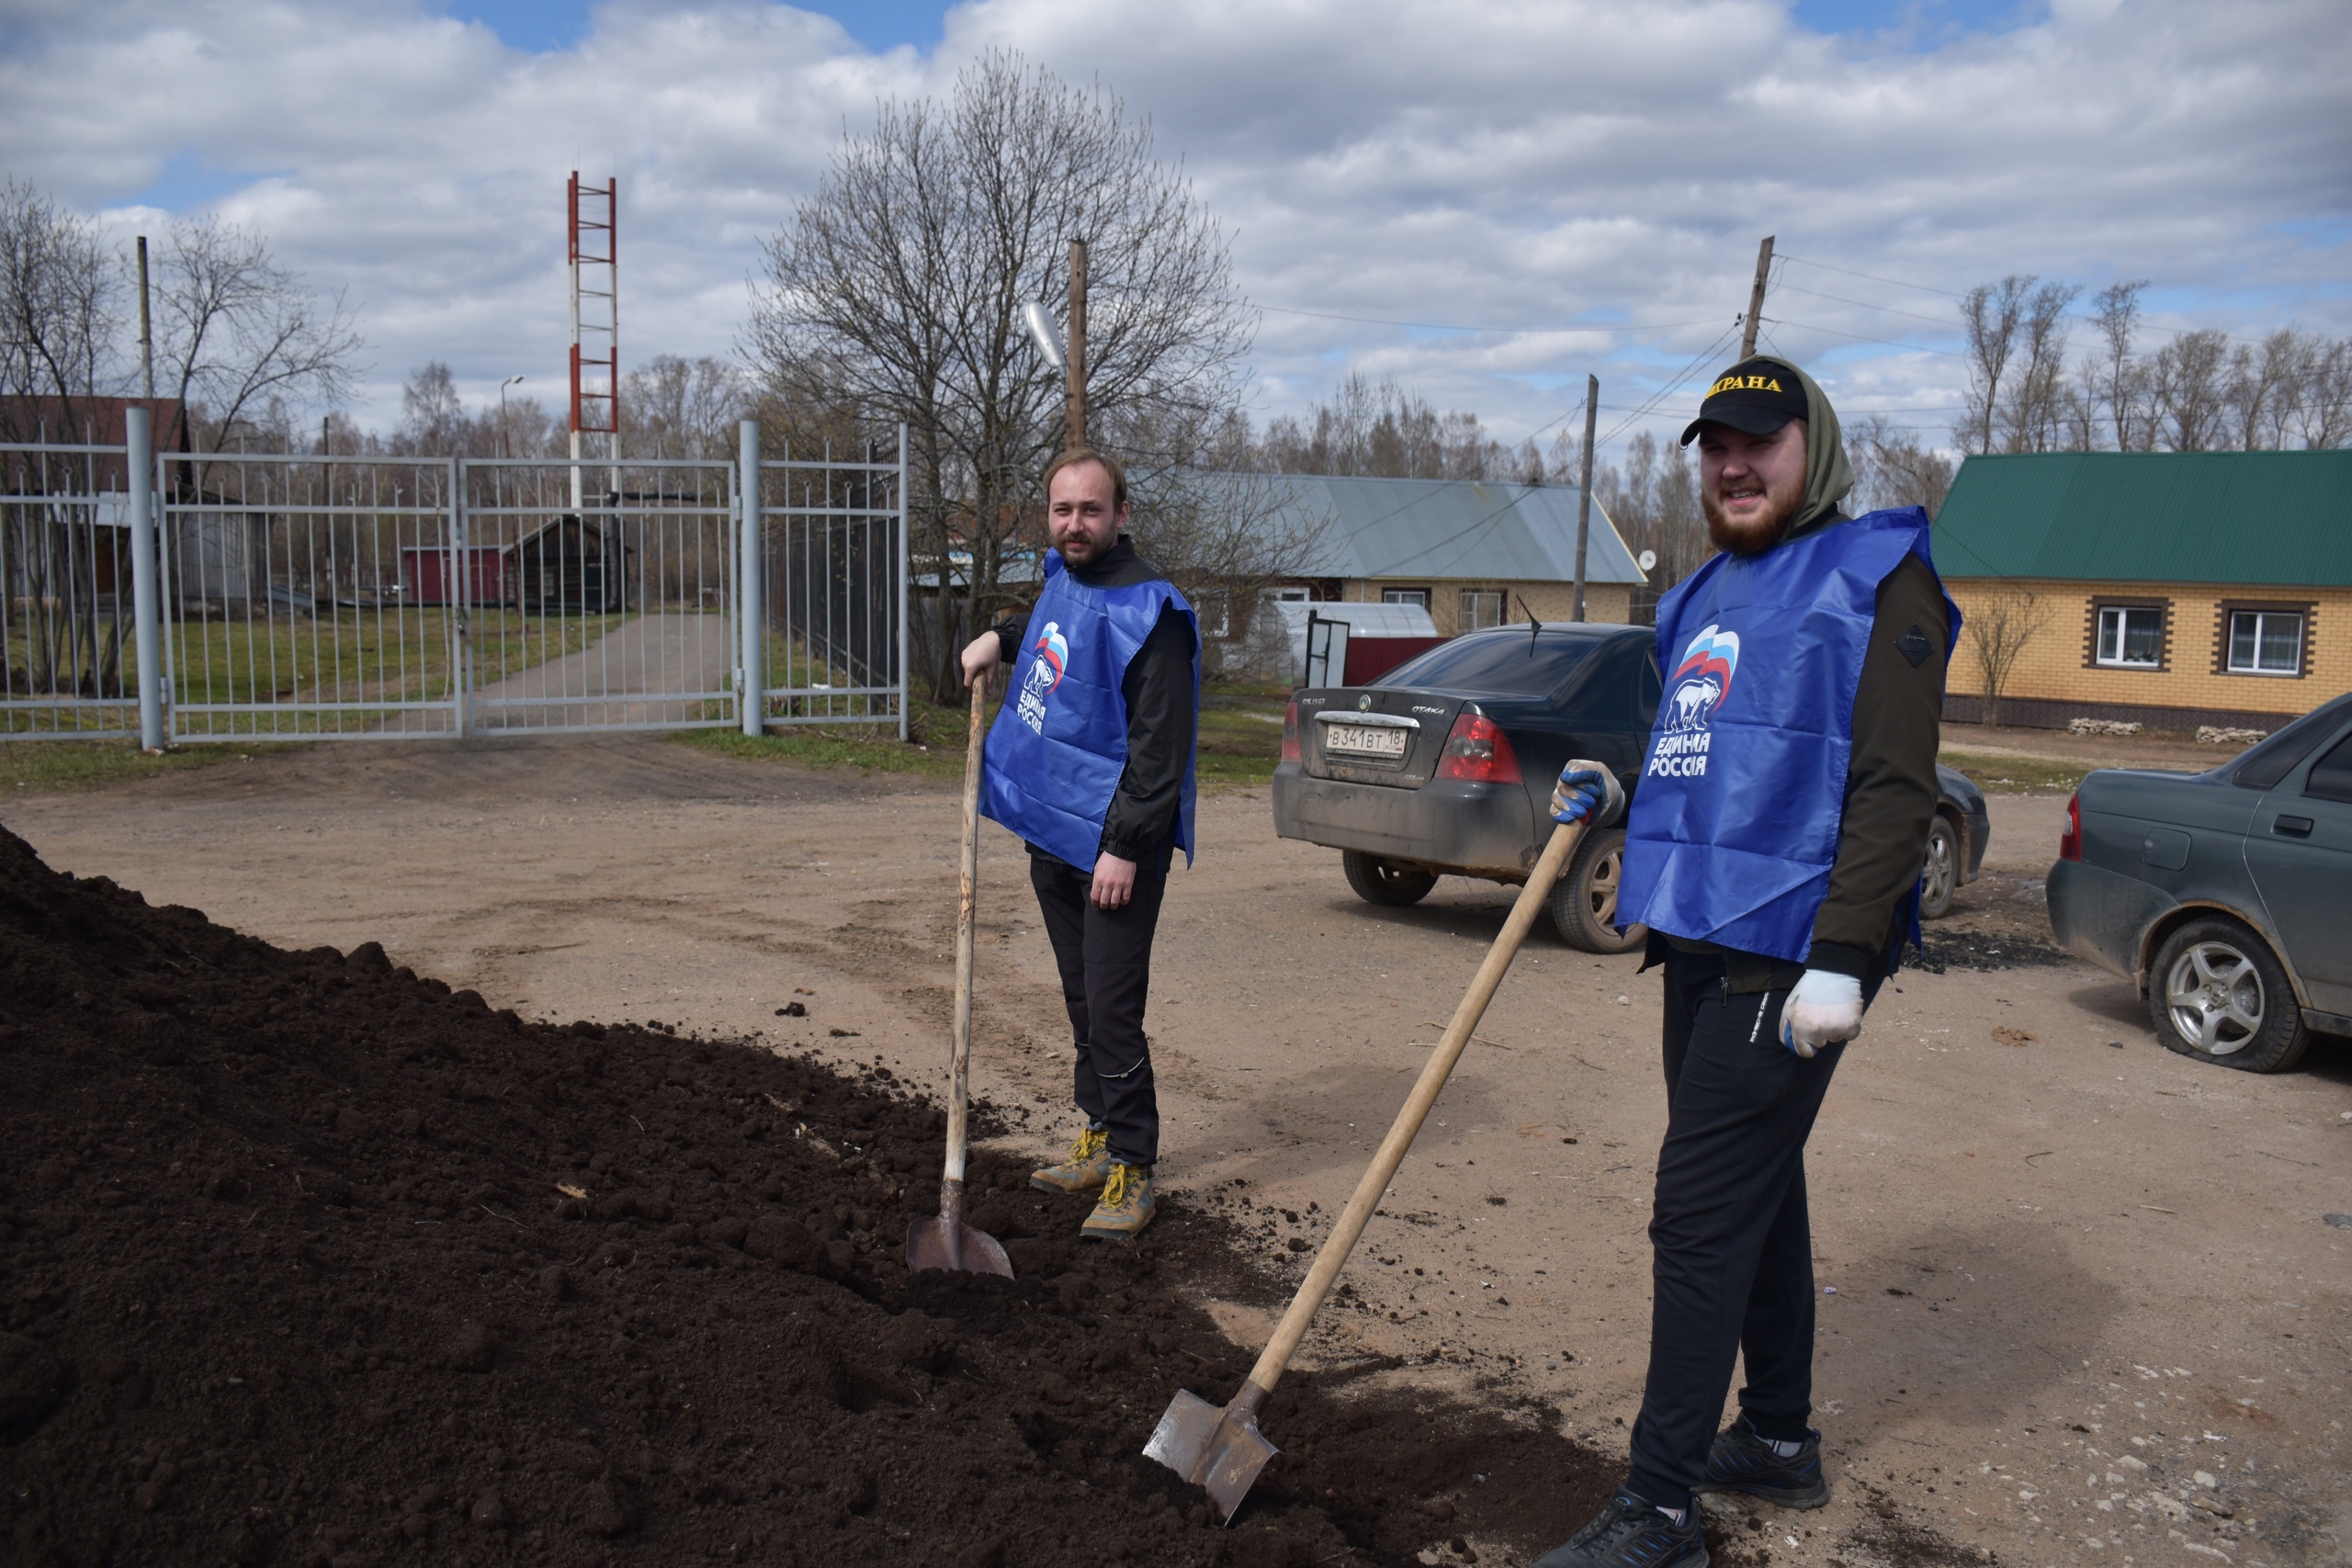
[
  {"xmin": 451, "ymin": 459, "xmax": 469, "ymax": 738},
  {"xmin": 739, "ymin": 419, "xmax": 763, "ymax": 737},
  {"xmin": 895, "ymin": 422, "xmax": 910, "ymax": 741},
  {"xmin": 126, "ymin": 407, "xmax": 165, "ymax": 750}
]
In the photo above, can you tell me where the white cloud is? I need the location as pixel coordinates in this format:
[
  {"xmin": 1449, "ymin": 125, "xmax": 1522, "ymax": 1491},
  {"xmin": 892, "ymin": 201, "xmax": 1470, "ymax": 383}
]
[{"xmin": 4, "ymin": 0, "xmax": 2346, "ymax": 450}]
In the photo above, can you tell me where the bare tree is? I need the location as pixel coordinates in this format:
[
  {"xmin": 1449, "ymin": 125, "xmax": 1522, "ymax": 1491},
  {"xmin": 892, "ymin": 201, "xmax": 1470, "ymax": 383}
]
[
  {"xmin": 2229, "ymin": 329, "xmax": 2311, "ymax": 451},
  {"xmin": 152, "ymin": 215, "xmax": 363, "ymax": 456},
  {"xmin": 0, "ymin": 178, "xmax": 122, "ymax": 443},
  {"xmin": 1248, "ymin": 370, "xmax": 1512, "ymax": 479},
  {"xmin": 2080, "ymin": 280, "xmax": 2151, "ymax": 451},
  {"xmin": 1962, "ymin": 589, "xmax": 2050, "ymax": 728},
  {"xmin": 1997, "ymin": 280, "xmax": 2081, "ymax": 452},
  {"xmin": 623, "ymin": 354, "xmax": 747, "ymax": 460},
  {"xmin": 2289, "ymin": 334, "xmax": 2352, "ymax": 449},
  {"xmin": 1958, "ymin": 276, "xmax": 2033, "ymax": 455},
  {"xmin": 747, "ymin": 50, "xmax": 1254, "ymax": 700},
  {"xmin": 2149, "ymin": 328, "xmax": 2232, "ymax": 451},
  {"xmin": 1848, "ymin": 414, "xmax": 1956, "ymax": 517},
  {"xmin": 398, "ymin": 361, "xmax": 468, "ymax": 455}
]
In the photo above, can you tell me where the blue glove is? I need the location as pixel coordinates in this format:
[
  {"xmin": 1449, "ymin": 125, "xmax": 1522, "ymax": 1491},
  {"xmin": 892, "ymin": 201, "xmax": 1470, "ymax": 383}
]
[{"xmin": 1549, "ymin": 761, "xmax": 1625, "ymax": 827}]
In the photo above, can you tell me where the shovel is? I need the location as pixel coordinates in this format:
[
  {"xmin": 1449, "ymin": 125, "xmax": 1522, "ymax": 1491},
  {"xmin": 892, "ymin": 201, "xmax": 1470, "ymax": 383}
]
[
  {"xmin": 906, "ymin": 679, "xmax": 1016, "ymax": 1280},
  {"xmin": 1146, "ymin": 803, "xmax": 1605, "ymax": 1521}
]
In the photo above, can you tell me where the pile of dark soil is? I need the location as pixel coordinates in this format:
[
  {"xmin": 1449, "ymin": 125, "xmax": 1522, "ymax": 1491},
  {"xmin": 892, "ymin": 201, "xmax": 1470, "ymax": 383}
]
[{"xmin": 0, "ymin": 822, "xmax": 1678, "ymax": 1568}]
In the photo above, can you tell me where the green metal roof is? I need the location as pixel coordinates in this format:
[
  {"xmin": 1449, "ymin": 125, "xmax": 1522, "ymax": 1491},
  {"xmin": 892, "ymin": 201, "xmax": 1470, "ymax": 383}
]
[{"xmin": 1933, "ymin": 450, "xmax": 2352, "ymax": 585}]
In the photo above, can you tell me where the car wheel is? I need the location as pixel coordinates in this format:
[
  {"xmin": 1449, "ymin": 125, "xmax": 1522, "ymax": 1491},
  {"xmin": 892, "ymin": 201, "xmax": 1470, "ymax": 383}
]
[
  {"xmin": 1918, "ymin": 813, "xmax": 1960, "ymax": 919},
  {"xmin": 1340, "ymin": 851, "xmax": 1438, "ymax": 908},
  {"xmin": 2146, "ymin": 917, "xmax": 2311, "ymax": 1073},
  {"xmin": 1548, "ymin": 827, "xmax": 1646, "ymax": 953}
]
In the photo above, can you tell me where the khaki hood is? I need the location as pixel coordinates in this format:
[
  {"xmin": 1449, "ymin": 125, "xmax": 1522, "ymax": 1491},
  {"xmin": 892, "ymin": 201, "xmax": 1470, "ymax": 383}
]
[{"xmin": 1755, "ymin": 356, "xmax": 1854, "ymax": 537}]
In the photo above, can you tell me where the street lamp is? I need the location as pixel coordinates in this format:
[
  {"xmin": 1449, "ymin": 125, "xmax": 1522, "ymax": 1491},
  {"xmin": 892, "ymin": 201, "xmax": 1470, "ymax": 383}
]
[{"xmin": 499, "ymin": 375, "xmax": 525, "ymax": 458}]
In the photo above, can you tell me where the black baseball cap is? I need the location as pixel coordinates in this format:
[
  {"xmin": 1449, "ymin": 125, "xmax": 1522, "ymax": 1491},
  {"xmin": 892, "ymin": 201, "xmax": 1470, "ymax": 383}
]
[{"xmin": 1679, "ymin": 357, "xmax": 1809, "ymax": 446}]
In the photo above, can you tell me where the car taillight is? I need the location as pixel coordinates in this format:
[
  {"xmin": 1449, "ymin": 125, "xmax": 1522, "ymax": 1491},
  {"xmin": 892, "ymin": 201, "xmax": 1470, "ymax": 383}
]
[
  {"xmin": 2060, "ymin": 792, "xmax": 2082, "ymax": 862},
  {"xmin": 1281, "ymin": 696, "xmax": 1300, "ymax": 765},
  {"xmin": 1438, "ymin": 712, "xmax": 1521, "ymax": 783}
]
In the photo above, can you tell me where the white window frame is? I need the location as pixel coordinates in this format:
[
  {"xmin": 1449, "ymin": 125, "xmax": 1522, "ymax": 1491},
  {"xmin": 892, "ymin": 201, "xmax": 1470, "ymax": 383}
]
[
  {"xmin": 1380, "ymin": 587, "xmax": 1429, "ymax": 608},
  {"xmin": 2094, "ymin": 604, "xmax": 2164, "ymax": 669},
  {"xmin": 2225, "ymin": 610, "xmax": 2302, "ymax": 676},
  {"xmin": 1459, "ymin": 588, "xmax": 1504, "ymax": 630}
]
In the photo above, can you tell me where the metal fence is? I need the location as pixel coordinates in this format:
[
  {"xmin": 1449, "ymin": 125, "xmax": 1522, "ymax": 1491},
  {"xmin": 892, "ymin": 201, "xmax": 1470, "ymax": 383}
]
[
  {"xmin": 753, "ymin": 439, "xmax": 906, "ymax": 728},
  {"xmin": 0, "ymin": 422, "xmax": 908, "ymax": 746},
  {"xmin": 0, "ymin": 442, "xmax": 143, "ymax": 738}
]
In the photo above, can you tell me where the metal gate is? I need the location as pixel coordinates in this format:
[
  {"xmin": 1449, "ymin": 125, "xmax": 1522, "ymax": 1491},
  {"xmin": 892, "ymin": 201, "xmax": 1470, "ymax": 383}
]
[
  {"xmin": 752, "ymin": 436, "xmax": 907, "ymax": 734},
  {"xmin": 1, "ymin": 423, "xmax": 908, "ymax": 746}
]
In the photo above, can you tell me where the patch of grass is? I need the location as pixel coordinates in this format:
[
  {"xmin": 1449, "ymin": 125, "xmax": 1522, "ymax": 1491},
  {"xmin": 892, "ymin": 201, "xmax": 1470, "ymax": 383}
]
[
  {"xmin": 673, "ymin": 724, "xmax": 968, "ymax": 783},
  {"xmin": 1939, "ymin": 750, "xmax": 2093, "ymax": 795},
  {"xmin": 0, "ymin": 740, "xmax": 294, "ymax": 795},
  {"xmin": 1198, "ymin": 682, "xmax": 1288, "ymax": 791},
  {"xmin": 675, "ymin": 680, "xmax": 1294, "ymax": 792}
]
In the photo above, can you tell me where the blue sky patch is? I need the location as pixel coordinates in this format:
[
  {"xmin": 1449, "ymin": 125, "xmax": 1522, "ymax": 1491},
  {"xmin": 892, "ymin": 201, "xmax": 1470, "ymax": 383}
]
[{"xmin": 435, "ymin": 0, "xmax": 954, "ymax": 54}]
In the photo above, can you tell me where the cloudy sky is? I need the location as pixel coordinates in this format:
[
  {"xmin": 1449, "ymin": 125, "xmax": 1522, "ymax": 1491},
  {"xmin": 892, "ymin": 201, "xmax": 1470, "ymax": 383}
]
[{"xmin": 5, "ymin": 0, "xmax": 2347, "ymax": 457}]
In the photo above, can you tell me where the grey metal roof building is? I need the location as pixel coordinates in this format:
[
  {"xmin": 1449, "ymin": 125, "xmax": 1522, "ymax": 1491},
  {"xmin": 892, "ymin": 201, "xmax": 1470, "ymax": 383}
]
[{"xmin": 1192, "ymin": 471, "xmax": 1645, "ymax": 586}]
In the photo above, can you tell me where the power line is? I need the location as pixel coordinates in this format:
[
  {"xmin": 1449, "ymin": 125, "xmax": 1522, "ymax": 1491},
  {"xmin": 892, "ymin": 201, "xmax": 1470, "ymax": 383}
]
[
  {"xmin": 1771, "ymin": 282, "xmax": 1961, "ymax": 329},
  {"xmin": 1779, "ymin": 254, "xmax": 1968, "ymax": 299},
  {"xmin": 1759, "ymin": 314, "xmax": 1967, "ymax": 357}
]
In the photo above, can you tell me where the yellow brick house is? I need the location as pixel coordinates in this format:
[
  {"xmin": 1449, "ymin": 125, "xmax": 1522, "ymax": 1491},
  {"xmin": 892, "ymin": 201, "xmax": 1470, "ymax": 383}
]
[{"xmin": 1933, "ymin": 450, "xmax": 2352, "ymax": 734}]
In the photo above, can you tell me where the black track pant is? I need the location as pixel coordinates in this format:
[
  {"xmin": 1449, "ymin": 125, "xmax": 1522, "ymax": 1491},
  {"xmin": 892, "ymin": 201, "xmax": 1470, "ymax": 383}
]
[
  {"xmin": 1028, "ymin": 849, "xmax": 1170, "ymax": 1168},
  {"xmin": 1623, "ymin": 950, "xmax": 1880, "ymax": 1510}
]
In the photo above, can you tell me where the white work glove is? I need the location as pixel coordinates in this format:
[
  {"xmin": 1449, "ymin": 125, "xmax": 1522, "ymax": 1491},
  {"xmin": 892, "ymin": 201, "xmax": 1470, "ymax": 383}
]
[
  {"xmin": 1549, "ymin": 761, "xmax": 1625, "ymax": 828},
  {"xmin": 1781, "ymin": 969, "xmax": 1863, "ymax": 1058}
]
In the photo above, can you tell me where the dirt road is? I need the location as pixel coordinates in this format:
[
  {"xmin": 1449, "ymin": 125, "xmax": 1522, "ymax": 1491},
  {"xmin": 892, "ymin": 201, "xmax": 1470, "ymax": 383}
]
[{"xmin": 8, "ymin": 737, "xmax": 2347, "ymax": 1566}]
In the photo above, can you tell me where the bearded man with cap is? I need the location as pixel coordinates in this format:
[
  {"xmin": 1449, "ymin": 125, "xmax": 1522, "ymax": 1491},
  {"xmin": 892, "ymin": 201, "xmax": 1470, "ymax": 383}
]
[
  {"xmin": 961, "ymin": 446, "xmax": 1199, "ymax": 1245},
  {"xmin": 1533, "ymin": 359, "xmax": 1958, "ymax": 1567}
]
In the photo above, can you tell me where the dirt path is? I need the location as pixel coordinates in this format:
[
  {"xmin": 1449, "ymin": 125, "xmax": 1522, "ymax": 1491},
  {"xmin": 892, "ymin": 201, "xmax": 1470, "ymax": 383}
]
[
  {"xmin": 462, "ymin": 611, "xmax": 735, "ymax": 731},
  {"xmin": 8, "ymin": 739, "xmax": 2348, "ymax": 1566}
]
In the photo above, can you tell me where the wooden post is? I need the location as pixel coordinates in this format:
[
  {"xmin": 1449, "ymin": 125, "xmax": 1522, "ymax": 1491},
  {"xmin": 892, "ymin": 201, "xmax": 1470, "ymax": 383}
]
[
  {"xmin": 1572, "ymin": 375, "xmax": 1597, "ymax": 622},
  {"xmin": 136, "ymin": 236, "xmax": 154, "ymax": 403},
  {"xmin": 1740, "ymin": 234, "xmax": 1774, "ymax": 360},
  {"xmin": 1066, "ymin": 238, "xmax": 1088, "ymax": 451}
]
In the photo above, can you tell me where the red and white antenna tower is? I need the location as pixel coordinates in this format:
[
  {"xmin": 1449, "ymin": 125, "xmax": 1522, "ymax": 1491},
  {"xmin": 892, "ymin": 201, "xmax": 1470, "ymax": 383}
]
[{"xmin": 568, "ymin": 172, "xmax": 618, "ymax": 511}]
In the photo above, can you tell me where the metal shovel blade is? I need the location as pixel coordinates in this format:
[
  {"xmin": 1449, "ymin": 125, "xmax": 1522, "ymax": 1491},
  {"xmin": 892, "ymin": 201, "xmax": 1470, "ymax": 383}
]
[
  {"xmin": 1143, "ymin": 1388, "xmax": 1280, "ymax": 1524},
  {"xmin": 904, "ymin": 1213, "xmax": 1014, "ymax": 1277}
]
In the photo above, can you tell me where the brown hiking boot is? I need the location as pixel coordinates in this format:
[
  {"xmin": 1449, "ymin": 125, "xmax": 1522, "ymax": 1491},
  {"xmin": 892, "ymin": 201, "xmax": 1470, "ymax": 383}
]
[
  {"xmin": 1079, "ymin": 1162, "xmax": 1154, "ymax": 1244},
  {"xmin": 1029, "ymin": 1127, "xmax": 1112, "ymax": 1196}
]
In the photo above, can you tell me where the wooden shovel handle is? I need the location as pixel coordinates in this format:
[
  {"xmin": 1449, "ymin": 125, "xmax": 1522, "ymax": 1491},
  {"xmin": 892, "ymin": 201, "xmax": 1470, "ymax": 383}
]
[
  {"xmin": 1237, "ymin": 819, "xmax": 1589, "ymax": 1406},
  {"xmin": 944, "ymin": 680, "xmax": 986, "ymax": 1183}
]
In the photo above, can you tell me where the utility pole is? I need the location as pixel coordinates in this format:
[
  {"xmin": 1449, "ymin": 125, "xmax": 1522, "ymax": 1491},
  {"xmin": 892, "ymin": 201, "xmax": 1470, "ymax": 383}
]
[
  {"xmin": 1572, "ymin": 375, "xmax": 1598, "ymax": 622},
  {"xmin": 136, "ymin": 236, "xmax": 155, "ymax": 402},
  {"xmin": 1065, "ymin": 238, "xmax": 1088, "ymax": 451},
  {"xmin": 1739, "ymin": 234, "xmax": 1774, "ymax": 360}
]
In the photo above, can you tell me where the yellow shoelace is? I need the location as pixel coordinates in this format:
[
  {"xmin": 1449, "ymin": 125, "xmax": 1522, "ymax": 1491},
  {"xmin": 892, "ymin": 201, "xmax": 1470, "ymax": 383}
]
[
  {"xmin": 1099, "ymin": 1163, "xmax": 1136, "ymax": 1210},
  {"xmin": 1065, "ymin": 1128, "xmax": 1106, "ymax": 1167}
]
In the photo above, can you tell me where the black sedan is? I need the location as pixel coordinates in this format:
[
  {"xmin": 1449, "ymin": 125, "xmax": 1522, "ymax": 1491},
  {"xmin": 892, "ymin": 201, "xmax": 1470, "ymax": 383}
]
[
  {"xmin": 2048, "ymin": 692, "xmax": 2352, "ymax": 1072},
  {"xmin": 1272, "ymin": 624, "xmax": 1988, "ymax": 950}
]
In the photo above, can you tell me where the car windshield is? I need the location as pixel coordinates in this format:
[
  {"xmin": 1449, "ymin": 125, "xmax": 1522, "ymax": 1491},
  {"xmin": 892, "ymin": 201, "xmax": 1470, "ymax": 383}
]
[
  {"xmin": 2230, "ymin": 694, "xmax": 2352, "ymax": 790},
  {"xmin": 1379, "ymin": 631, "xmax": 1605, "ymax": 696}
]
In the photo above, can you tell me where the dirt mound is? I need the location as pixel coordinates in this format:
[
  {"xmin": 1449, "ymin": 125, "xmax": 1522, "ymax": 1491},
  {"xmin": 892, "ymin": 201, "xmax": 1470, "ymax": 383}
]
[{"xmin": 0, "ymin": 821, "xmax": 1679, "ymax": 1568}]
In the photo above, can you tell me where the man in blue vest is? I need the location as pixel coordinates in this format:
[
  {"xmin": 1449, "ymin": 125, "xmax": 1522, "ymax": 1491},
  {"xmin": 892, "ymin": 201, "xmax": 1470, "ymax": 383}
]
[
  {"xmin": 1534, "ymin": 358, "xmax": 1957, "ymax": 1568},
  {"xmin": 959, "ymin": 446, "xmax": 1200, "ymax": 1243}
]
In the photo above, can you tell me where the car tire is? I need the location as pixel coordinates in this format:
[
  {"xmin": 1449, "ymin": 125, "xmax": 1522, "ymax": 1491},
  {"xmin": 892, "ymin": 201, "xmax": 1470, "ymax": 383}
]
[
  {"xmin": 1341, "ymin": 851, "xmax": 1438, "ymax": 908},
  {"xmin": 1548, "ymin": 827, "xmax": 1646, "ymax": 953},
  {"xmin": 2146, "ymin": 916, "xmax": 2311, "ymax": 1073},
  {"xmin": 1918, "ymin": 813, "xmax": 1961, "ymax": 920}
]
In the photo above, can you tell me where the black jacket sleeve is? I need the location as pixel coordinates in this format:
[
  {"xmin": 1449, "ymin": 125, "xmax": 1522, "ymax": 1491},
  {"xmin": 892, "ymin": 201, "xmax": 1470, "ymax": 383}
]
[
  {"xmin": 989, "ymin": 614, "xmax": 1026, "ymax": 670},
  {"xmin": 1807, "ymin": 554, "xmax": 1948, "ymax": 977},
  {"xmin": 1099, "ymin": 602, "xmax": 1197, "ymax": 862}
]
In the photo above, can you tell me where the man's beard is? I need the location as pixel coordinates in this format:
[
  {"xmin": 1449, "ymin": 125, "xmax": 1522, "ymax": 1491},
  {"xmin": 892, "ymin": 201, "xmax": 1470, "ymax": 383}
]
[{"xmin": 1702, "ymin": 481, "xmax": 1803, "ymax": 555}]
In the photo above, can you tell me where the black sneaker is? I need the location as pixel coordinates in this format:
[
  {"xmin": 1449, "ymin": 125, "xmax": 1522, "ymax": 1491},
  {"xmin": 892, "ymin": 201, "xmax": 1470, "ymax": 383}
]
[
  {"xmin": 1531, "ymin": 1489, "xmax": 1708, "ymax": 1568},
  {"xmin": 1694, "ymin": 1417, "xmax": 1829, "ymax": 1509}
]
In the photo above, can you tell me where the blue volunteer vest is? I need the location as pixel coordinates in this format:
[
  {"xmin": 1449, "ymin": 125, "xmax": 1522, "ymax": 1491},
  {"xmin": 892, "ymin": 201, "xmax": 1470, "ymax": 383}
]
[
  {"xmin": 980, "ymin": 551, "xmax": 1201, "ymax": 871},
  {"xmin": 1617, "ymin": 508, "xmax": 1960, "ymax": 964}
]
